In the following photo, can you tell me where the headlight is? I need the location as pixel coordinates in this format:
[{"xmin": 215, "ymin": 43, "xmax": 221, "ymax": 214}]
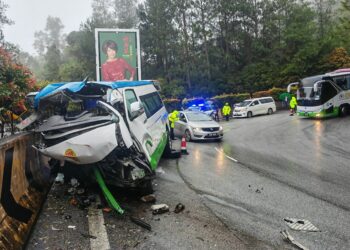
[
  {"xmin": 192, "ymin": 127, "xmax": 201, "ymax": 132},
  {"xmin": 219, "ymin": 126, "xmax": 223, "ymax": 130}
]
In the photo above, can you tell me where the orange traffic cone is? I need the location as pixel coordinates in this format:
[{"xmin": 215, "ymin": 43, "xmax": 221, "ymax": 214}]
[{"xmin": 181, "ymin": 135, "xmax": 189, "ymax": 155}]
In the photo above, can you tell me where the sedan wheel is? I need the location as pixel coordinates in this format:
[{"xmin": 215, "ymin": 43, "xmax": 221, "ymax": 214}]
[
  {"xmin": 185, "ymin": 130, "xmax": 191, "ymax": 142},
  {"xmin": 247, "ymin": 111, "xmax": 252, "ymax": 118}
]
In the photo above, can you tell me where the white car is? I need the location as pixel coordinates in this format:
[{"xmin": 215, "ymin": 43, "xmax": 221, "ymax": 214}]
[
  {"xmin": 233, "ymin": 97, "xmax": 276, "ymax": 118},
  {"xmin": 174, "ymin": 111, "xmax": 223, "ymax": 141}
]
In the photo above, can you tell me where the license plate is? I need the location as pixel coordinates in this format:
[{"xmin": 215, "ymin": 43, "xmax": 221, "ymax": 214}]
[{"xmin": 209, "ymin": 133, "xmax": 218, "ymax": 137}]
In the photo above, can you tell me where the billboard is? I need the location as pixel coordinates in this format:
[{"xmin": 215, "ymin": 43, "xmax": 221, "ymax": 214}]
[{"xmin": 95, "ymin": 29, "xmax": 141, "ymax": 81}]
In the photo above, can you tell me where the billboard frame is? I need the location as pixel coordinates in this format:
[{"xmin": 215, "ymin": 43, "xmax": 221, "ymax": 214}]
[{"xmin": 95, "ymin": 28, "xmax": 141, "ymax": 81}]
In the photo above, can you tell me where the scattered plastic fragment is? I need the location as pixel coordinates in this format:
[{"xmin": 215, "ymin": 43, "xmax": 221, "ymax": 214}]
[
  {"xmin": 68, "ymin": 225, "xmax": 76, "ymax": 230},
  {"xmin": 70, "ymin": 178, "xmax": 79, "ymax": 187},
  {"xmin": 130, "ymin": 216, "xmax": 152, "ymax": 231},
  {"xmin": 151, "ymin": 204, "xmax": 169, "ymax": 215},
  {"xmin": 174, "ymin": 203, "xmax": 185, "ymax": 213},
  {"xmin": 281, "ymin": 230, "xmax": 309, "ymax": 250},
  {"xmin": 141, "ymin": 194, "xmax": 156, "ymax": 203},
  {"xmin": 55, "ymin": 173, "xmax": 64, "ymax": 184},
  {"xmin": 283, "ymin": 218, "xmax": 320, "ymax": 232},
  {"xmin": 255, "ymin": 189, "xmax": 261, "ymax": 193},
  {"xmin": 51, "ymin": 226, "xmax": 62, "ymax": 231},
  {"xmin": 103, "ymin": 207, "xmax": 112, "ymax": 213}
]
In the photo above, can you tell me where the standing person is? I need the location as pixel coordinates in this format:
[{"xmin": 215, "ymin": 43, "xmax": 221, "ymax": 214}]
[
  {"xmin": 289, "ymin": 96, "xmax": 297, "ymax": 116},
  {"xmin": 222, "ymin": 103, "xmax": 231, "ymax": 121},
  {"xmin": 168, "ymin": 110, "xmax": 179, "ymax": 140},
  {"xmin": 101, "ymin": 40, "xmax": 136, "ymax": 81},
  {"xmin": 214, "ymin": 107, "xmax": 220, "ymax": 121}
]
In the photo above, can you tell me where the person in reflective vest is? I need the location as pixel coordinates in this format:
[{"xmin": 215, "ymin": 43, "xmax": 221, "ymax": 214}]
[
  {"xmin": 222, "ymin": 103, "xmax": 231, "ymax": 121},
  {"xmin": 168, "ymin": 110, "xmax": 179, "ymax": 140},
  {"xmin": 289, "ymin": 96, "xmax": 297, "ymax": 116}
]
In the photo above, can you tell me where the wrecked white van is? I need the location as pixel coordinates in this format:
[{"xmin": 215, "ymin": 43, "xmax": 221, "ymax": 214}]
[{"xmin": 28, "ymin": 80, "xmax": 171, "ymax": 195}]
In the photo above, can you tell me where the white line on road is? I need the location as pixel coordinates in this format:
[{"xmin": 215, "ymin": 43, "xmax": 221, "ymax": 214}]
[
  {"xmin": 88, "ymin": 196, "xmax": 111, "ymax": 250},
  {"xmin": 215, "ymin": 147, "xmax": 238, "ymax": 162}
]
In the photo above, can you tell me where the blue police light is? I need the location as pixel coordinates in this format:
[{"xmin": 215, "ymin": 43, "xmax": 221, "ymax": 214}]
[
  {"xmin": 192, "ymin": 104, "xmax": 196, "ymax": 106},
  {"xmin": 198, "ymin": 104, "xmax": 204, "ymax": 106}
]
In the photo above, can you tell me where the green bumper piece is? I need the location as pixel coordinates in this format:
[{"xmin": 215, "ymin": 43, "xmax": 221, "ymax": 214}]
[{"xmin": 94, "ymin": 168, "xmax": 124, "ymax": 215}]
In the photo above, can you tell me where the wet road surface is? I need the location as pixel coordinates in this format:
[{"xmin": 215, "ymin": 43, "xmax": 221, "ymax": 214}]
[{"xmin": 179, "ymin": 110, "xmax": 350, "ymax": 249}]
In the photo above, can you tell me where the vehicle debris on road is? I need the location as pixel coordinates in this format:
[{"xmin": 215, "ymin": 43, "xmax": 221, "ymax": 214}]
[
  {"xmin": 283, "ymin": 218, "xmax": 320, "ymax": 232},
  {"xmin": 281, "ymin": 230, "xmax": 309, "ymax": 250},
  {"xmin": 151, "ymin": 204, "xmax": 169, "ymax": 215},
  {"xmin": 174, "ymin": 203, "xmax": 185, "ymax": 213},
  {"xmin": 140, "ymin": 194, "xmax": 156, "ymax": 203},
  {"xmin": 130, "ymin": 216, "xmax": 152, "ymax": 231}
]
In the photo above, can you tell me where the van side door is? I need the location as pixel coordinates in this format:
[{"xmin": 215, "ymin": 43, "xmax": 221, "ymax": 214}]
[{"xmin": 123, "ymin": 88, "xmax": 152, "ymax": 160}]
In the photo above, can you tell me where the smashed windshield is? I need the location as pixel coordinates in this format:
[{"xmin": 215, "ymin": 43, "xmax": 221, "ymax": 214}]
[{"xmin": 186, "ymin": 112, "xmax": 212, "ymax": 121}]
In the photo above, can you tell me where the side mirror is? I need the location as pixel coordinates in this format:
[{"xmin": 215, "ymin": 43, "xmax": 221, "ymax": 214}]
[
  {"xmin": 130, "ymin": 101, "xmax": 144, "ymax": 120},
  {"xmin": 287, "ymin": 82, "xmax": 299, "ymax": 93},
  {"xmin": 314, "ymin": 81, "xmax": 320, "ymax": 93}
]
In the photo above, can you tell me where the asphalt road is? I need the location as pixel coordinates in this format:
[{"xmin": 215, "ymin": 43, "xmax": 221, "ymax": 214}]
[
  {"xmin": 26, "ymin": 110, "xmax": 350, "ymax": 249},
  {"xmin": 179, "ymin": 110, "xmax": 350, "ymax": 249}
]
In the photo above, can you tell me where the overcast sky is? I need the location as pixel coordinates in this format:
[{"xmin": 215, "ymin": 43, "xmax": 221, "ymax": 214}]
[{"xmin": 3, "ymin": 0, "xmax": 93, "ymax": 55}]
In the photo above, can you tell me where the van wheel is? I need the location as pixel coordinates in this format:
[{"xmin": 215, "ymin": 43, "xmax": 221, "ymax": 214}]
[
  {"xmin": 247, "ymin": 111, "xmax": 252, "ymax": 118},
  {"xmin": 162, "ymin": 130, "xmax": 172, "ymax": 157},
  {"xmin": 268, "ymin": 108, "xmax": 273, "ymax": 115},
  {"xmin": 339, "ymin": 105, "xmax": 348, "ymax": 117},
  {"xmin": 185, "ymin": 129, "xmax": 191, "ymax": 142}
]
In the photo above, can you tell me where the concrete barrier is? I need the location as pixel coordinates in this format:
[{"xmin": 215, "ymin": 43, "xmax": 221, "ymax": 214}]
[{"xmin": 0, "ymin": 132, "xmax": 51, "ymax": 249}]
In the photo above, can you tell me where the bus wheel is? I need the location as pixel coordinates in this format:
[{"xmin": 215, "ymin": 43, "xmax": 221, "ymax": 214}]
[{"xmin": 339, "ymin": 105, "xmax": 348, "ymax": 117}]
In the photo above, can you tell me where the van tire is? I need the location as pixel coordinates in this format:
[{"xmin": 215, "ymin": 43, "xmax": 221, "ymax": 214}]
[
  {"xmin": 162, "ymin": 130, "xmax": 172, "ymax": 157},
  {"xmin": 339, "ymin": 105, "xmax": 348, "ymax": 117},
  {"xmin": 247, "ymin": 111, "xmax": 252, "ymax": 118},
  {"xmin": 268, "ymin": 108, "xmax": 273, "ymax": 115}
]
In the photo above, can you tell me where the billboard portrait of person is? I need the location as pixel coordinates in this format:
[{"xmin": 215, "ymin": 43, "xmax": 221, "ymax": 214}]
[{"xmin": 101, "ymin": 40, "xmax": 136, "ymax": 81}]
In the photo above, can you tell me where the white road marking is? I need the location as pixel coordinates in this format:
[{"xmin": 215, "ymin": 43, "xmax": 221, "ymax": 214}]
[
  {"xmin": 88, "ymin": 196, "xmax": 111, "ymax": 250},
  {"xmin": 215, "ymin": 147, "xmax": 238, "ymax": 162}
]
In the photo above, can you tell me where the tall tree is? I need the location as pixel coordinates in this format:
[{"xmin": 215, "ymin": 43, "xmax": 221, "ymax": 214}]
[
  {"xmin": 33, "ymin": 16, "xmax": 65, "ymax": 56},
  {"xmin": 113, "ymin": 0, "xmax": 138, "ymax": 28},
  {"xmin": 0, "ymin": 0, "xmax": 13, "ymax": 44}
]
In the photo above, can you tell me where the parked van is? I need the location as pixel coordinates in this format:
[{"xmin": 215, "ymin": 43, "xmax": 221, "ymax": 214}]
[
  {"xmin": 233, "ymin": 97, "xmax": 276, "ymax": 118},
  {"xmin": 21, "ymin": 80, "xmax": 172, "ymax": 194}
]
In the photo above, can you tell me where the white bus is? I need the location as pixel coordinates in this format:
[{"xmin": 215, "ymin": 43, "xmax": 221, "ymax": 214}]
[{"xmin": 288, "ymin": 69, "xmax": 350, "ymax": 118}]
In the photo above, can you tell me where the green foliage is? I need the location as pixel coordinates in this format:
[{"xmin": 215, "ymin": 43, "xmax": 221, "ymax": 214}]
[{"xmin": 0, "ymin": 47, "xmax": 35, "ymax": 116}]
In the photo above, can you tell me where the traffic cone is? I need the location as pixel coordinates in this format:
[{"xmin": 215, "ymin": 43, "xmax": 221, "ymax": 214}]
[{"xmin": 181, "ymin": 135, "xmax": 189, "ymax": 155}]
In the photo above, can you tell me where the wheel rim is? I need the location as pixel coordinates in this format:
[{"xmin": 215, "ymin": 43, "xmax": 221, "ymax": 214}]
[
  {"xmin": 341, "ymin": 106, "xmax": 347, "ymax": 116},
  {"xmin": 185, "ymin": 130, "xmax": 191, "ymax": 141},
  {"xmin": 248, "ymin": 112, "xmax": 252, "ymax": 118},
  {"xmin": 268, "ymin": 108, "xmax": 272, "ymax": 115}
]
